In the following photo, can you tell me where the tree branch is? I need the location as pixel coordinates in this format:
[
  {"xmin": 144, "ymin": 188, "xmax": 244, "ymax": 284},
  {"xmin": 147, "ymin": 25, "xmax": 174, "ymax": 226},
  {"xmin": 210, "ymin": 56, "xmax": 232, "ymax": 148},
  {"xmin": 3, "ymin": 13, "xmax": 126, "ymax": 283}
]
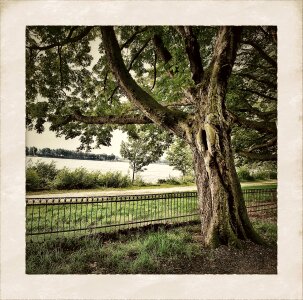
[
  {"xmin": 176, "ymin": 26, "xmax": 204, "ymax": 84},
  {"xmin": 152, "ymin": 34, "xmax": 172, "ymax": 64},
  {"xmin": 72, "ymin": 110, "xmax": 153, "ymax": 125},
  {"xmin": 237, "ymin": 150, "xmax": 277, "ymax": 161},
  {"xmin": 50, "ymin": 110, "xmax": 153, "ymax": 127},
  {"xmin": 237, "ymin": 73, "xmax": 277, "ymax": 89},
  {"xmin": 151, "ymin": 50, "xmax": 157, "ymax": 90},
  {"xmin": 239, "ymin": 88, "xmax": 277, "ymax": 101},
  {"xmin": 100, "ymin": 26, "xmax": 187, "ymax": 136},
  {"xmin": 247, "ymin": 136, "xmax": 277, "ymax": 152},
  {"xmin": 128, "ymin": 37, "xmax": 152, "ymax": 70},
  {"xmin": 204, "ymin": 26, "xmax": 242, "ymax": 112},
  {"xmin": 231, "ymin": 112, "xmax": 277, "ymax": 134},
  {"xmin": 107, "ymin": 37, "xmax": 152, "ymax": 103},
  {"xmin": 27, "ymin": 27, "xmax": 93, "ymax": 50},
  {"xmin": 235, "ymin": 101, "xmax": 276, "ymax": 120},
  {"xmin": 120, "ymin": 26, "xmax": 148, "ymax": 50},
  {"xmin": 242, "ymin": 40, "xmax": 277, "ymax": 68},
  {"xmin": 152, "ymin": 33, "xmax": 174, "ymax": 77},
  {"xmin": 57, "ymin": 46, "xmax": 64, "ymax": 88}
]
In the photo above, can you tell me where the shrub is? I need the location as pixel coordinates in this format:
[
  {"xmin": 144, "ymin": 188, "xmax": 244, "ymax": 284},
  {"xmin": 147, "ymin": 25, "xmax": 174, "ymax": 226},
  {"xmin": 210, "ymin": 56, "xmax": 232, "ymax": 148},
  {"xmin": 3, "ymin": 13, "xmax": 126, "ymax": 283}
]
[
  {"xmin": 164, "ymin": 176, "xmax": 181, "ymax": 185},
  {"xmin": 179, "ymin": 174, "xmax": 195, "ymax": 184},
  {"xmin": 237, "ymin": 166, "xmax": 254, "ymax": 181},
  {"xmin": 268, "ymin": 170, "xmax": 277, "ymax": 179},
  {"xmin": 157, "ymin": 175, "xmax": 196, "ymax": 185},
  {"xmin": 54, "ymin": 168, "xmax": 98, "ymax": 190},
  {"xmin": 97, "ymin": 171, "xmax": 131, "ymax": 188},
  {"xmin": 26, "ymin": 160, "xmax": 59, "ymax": 190},
  {"xmin": 133, "ymin": 175, "xmax": 148, "ymax": 187},
  {"xmin": 26, "ymin": 169, "xmax": 41, "ymax": 191}
]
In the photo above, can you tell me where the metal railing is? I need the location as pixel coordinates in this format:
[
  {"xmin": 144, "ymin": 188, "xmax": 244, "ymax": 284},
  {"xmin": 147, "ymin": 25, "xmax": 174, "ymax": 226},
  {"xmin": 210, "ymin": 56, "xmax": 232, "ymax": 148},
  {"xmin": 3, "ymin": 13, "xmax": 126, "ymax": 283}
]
[{"xmin": 26, "ymin": 189, "xmax": 277, "ymax": 241}]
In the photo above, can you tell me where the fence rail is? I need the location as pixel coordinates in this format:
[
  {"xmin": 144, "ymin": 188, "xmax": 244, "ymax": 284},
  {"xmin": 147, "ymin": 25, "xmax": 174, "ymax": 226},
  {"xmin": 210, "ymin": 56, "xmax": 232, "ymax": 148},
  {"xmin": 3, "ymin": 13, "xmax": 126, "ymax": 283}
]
[{"xmin": 26, "ymin": 189, "xmax": 277, "ymax": 241}]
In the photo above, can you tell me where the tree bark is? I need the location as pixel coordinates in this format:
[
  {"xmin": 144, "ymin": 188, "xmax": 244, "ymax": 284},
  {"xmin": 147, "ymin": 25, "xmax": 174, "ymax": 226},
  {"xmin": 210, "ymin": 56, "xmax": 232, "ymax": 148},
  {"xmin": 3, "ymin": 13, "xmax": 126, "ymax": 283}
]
[
  {"xmin": 185, "ymin": 27, "xmax": 264, "ymax": 247},
  {"xmin": 190, "ymin": 125, "xmax": 264, "ymax": 247}
]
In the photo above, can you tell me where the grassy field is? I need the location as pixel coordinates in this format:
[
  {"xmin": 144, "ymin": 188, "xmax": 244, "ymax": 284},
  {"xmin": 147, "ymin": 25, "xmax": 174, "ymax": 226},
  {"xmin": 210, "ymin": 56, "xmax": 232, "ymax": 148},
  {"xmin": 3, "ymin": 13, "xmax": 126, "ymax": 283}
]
[
  {"xmin": 26, "ymin": 220, "xmax": 277, "ymax": 274},
  {"xmin": 26, "ymin": 183, "xmax": 277, "ymax": 274},
  {"xmin": 26, "ymin": 187, "xmax": 276, "ymax": 242},
  {"xmin": 241, "ymin": 181, "xmax": 277, "ymax": 190},
  {"xmin": 26, "ymin": 193, "xmax": 199, "ymax": 241}
]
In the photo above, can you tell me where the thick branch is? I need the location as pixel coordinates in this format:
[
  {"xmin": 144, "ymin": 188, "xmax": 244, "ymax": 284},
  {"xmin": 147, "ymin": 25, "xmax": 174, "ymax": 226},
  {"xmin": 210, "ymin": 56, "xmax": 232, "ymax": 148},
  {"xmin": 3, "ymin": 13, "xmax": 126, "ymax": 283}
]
[
  {"xmin": 177, "ymin": 26, "xmax": 204, "ymax": 84},
  {"xmin": 27, "ymin": 27, "xmax": 93, "ymax": 50},
  {"xmin": 204, "ymin": 27, "xmax": 242, "ymax": 113},
  {"xmin": 152, "ymin": 34, "xmax": 174, "ymax": 77},
  {"xmin": 51, "ymin": 110, "xmax": 153, "ymax": 126},
  {"xmin": 152, "ymin": 34, "xmax": 172, "ymax": 64},
  {"xmin": 73, "ymin": 111, "xmax": 152, "ymax": 125},
  {"xmin": 231, "ymin": 113, "xmax": 277, "ymax": 134},
  {"xmin": 237, "ymin": 73, "xmax": 277, "ymax": 89},
  {"xmin": 107, "ymin": 37, "xmax": 152, "ymax": 103},
  {"xmin": 237, "ymin": 150, "xmax": 277, "ymax": 161},
  {"xmin": 247, "ymin": 136, "xmax": 277, "ymax": 152},
  {"xmin": 242, "ymin": 40, "xmax": 277, "ymax": 68},
  {"xmin": 239, "ymin": 88, "xmax": 277, "ymax": 101},
  {"xmin": 100, "ymin": 26, "xmax": 187, "ymax": 135}
]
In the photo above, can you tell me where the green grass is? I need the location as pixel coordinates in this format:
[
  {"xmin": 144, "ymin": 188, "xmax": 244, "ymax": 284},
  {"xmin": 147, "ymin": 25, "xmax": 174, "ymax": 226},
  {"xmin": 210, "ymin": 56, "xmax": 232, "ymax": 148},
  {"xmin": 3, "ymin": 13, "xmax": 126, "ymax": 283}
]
[
  {"xmin": 26, "ymin": 224, "xmax": 201, "ymax": 274},
  {"xmin": 26, "ymin": 195, "xmax": 199, "ymax": 241},
  {"xmin": 27, "ymin": 186, "xmax": 277, "ymax": 241},
  {"xmin": 241, "ymin": 180, "xmax": 277, "ymax": 190},
  {"xmin": 26, "ymin": 221, "xmax": 277, "ymax": 274},
  {"xmin": 251, "ymin": 220, "xmax": 277, "ymax": 246}
]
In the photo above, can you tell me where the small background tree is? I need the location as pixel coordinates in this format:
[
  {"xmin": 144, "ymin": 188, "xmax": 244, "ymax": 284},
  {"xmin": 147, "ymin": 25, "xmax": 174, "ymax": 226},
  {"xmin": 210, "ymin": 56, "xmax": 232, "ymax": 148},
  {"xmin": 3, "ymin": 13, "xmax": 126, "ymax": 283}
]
[
  {"xmin": 120, "ymin": 127, "xmax": 170, "ymax": 183},
  {"xmin": 166, "ymin": 139, "xmax": 193, "ymax": 177}
]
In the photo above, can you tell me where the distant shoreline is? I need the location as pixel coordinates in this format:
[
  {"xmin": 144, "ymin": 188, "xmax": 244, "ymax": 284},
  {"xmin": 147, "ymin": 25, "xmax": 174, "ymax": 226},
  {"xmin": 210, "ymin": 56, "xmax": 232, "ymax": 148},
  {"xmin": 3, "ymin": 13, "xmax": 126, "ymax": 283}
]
[{"xmin": 26, "ymin": 155, "xmax": 118, "ymax": 162}]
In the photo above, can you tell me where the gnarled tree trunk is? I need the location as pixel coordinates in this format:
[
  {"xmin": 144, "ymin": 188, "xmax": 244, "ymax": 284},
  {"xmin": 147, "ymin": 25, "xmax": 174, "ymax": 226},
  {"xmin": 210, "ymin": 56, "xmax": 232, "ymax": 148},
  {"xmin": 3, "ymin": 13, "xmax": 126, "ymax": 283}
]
[
  {"xmin": 190, "ymin": 123, "xmax": 263, "ymax": 247},
  {"xmin": 101, "ymin": 25, "xmax": 264, "ymax": 248},
  {"xmin": 179, "ymin": 27, "xmax": 264, "ymax": 247}
]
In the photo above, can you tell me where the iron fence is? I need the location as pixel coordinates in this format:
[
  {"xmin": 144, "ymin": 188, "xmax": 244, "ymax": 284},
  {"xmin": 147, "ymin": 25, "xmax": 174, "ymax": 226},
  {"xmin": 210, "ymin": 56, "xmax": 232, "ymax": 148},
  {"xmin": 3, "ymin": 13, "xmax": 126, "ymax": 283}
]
[{"xmin": 26, "ymin": 189, "xmax": 277, "ymax": 241}]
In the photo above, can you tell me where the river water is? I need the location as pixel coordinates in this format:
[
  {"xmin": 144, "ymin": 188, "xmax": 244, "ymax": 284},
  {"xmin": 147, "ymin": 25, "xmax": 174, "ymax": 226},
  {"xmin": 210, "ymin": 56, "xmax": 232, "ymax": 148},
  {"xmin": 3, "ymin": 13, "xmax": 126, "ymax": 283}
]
[{"xmin": 26, "ymin": 156, "xmax": 181, "ymax": 183}]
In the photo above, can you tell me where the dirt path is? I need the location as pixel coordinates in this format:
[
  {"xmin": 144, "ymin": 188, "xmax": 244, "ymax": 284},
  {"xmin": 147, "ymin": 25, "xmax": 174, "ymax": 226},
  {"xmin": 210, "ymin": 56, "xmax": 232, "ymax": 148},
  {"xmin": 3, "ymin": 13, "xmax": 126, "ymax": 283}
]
[{"xmin": 26, "ymin": 185, "xmax": 198, "ymax": 198}]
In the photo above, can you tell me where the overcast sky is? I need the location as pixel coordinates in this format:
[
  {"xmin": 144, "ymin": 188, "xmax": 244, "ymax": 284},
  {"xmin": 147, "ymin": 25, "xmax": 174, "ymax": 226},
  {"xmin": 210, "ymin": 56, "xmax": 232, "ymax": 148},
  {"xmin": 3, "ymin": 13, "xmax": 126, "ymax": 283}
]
[{"xmin": 26, "ymin": 126, "xmax": 127, "ymax": 156}]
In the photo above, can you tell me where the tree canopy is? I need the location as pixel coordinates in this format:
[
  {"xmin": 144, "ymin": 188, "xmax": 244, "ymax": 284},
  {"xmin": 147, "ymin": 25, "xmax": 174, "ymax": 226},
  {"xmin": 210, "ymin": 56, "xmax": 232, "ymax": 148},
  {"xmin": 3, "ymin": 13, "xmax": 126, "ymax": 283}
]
[{"xmin": 26, "ymin": 26, "xmax": 276, "ymax": 160}]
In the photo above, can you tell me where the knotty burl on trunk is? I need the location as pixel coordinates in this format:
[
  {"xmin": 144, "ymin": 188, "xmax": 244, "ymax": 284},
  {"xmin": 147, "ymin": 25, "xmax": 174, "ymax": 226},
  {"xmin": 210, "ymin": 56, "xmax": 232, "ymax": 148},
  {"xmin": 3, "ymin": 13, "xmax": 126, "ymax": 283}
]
[{"xmin": 101, "ymin": 26, "xmax": 265, "ymax": 248}]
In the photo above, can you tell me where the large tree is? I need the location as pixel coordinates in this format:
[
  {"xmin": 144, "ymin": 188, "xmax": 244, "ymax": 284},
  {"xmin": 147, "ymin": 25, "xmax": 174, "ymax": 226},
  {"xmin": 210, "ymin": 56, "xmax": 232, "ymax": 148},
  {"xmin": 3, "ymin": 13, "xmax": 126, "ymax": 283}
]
[{"xmin": 26, "ymin": 26, "xmax": 277, "ymax": 247}]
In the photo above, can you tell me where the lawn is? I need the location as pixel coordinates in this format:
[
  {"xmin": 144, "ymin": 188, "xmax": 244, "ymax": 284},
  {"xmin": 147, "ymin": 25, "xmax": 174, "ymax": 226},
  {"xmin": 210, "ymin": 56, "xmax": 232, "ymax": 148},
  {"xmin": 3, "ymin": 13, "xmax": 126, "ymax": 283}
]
[
  {"xmin": 26, "ymin": 184, "xmax": 277, "ymax": 274},
  {"xmin": 26, "ymin": 193, "xmax": 199, "ymax": 241},
  {"xmin": 26, "ymin": 221, "xmax": 277, "ymax": 274}
]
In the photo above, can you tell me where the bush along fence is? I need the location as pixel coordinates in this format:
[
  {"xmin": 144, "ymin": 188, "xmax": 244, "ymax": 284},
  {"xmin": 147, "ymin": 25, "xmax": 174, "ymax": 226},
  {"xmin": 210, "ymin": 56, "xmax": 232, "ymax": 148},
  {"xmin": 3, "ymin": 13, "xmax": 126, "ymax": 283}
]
[{"xmin": 26, "ymin": 189, "xmax": 277, "ymax": 242}]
